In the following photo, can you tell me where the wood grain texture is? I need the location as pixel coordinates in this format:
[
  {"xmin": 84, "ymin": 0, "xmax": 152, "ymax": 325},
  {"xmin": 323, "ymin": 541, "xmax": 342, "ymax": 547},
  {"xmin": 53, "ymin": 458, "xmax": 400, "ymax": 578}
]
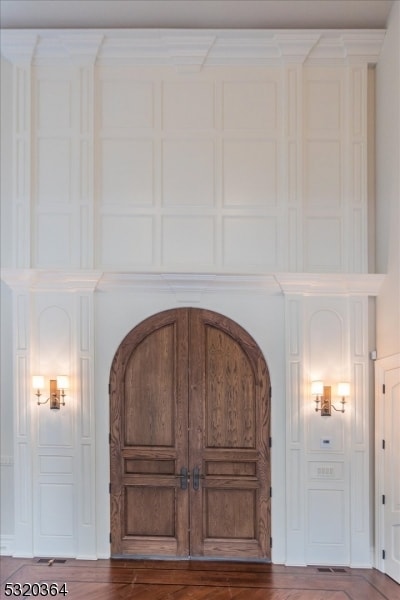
[
  {"xmin": 1, "ymin": 558, "xmax": 399, "ymax": 600},
  {"xmin": 110, "ymin": 308, "xmax": 271, "ymax": 560}
]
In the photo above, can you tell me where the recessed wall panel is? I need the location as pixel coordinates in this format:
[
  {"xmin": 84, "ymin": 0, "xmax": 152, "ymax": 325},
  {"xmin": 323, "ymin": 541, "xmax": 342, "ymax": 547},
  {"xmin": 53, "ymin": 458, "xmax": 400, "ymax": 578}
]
[
  {"xmin": 37, "ymin": 80, "xmax": 71, "ymax": 131},
  {"xmin": 100, "ymin": 81, "xmax": 154, "ymax": 129},
  {"xmin": 309, "ymin": 308, "xmax": 343, "ymax": 384},
  {"xmin": 306, "ymin": 81, "xmax": 341, "ymax": 131},
  {"xmin": 223, "ymin": 81, "xmax": 277, "ymax": 130},
  {"xmin": 223, "ymin": 140, "xmax": 277, "ymax": 206},
  {"xmin": 305, "ymin": 141, "xmax": 341, "ymax": 207},
  {"xmin": 308, "ymin": 489, "xmax": 345, "ymax": 544},
  {"xmin": 39, "ymin": 483, "xmax": 73, "ymax": 536},
  {"xmin": 37, "ymin": 139, "xmax": 71, "ymax": 203},
  {"xmin": 162, "ymin": 82, "xmax": 215, "ymax": 130},
  {"xmin": 162, "ymin": 140, "xmax": 214, "ymax": 206},
  {"xmin": 100, "ymin": 215, "xmax": 153, "ymax": 267},
  {"xmin": 100, "ymin": 139, "xmax": 154, "ymax": 205},
  {"xmin": 162, "ymin": 216, "xmax": 214, "ymax": 267},
  {"xmin": 39, "ymin": 456, "xmax": 73, "ymax": 474},
  {"xmin": 305, "ymin": 218, "xmax": 342, "ymax": 272},
  {"xmin": 36, "ymin": 214, "xmax": 72, "ymax": 267},
  {"xmin": 223, "ymin": 216, "xmax": 277, "ymax": 268}
]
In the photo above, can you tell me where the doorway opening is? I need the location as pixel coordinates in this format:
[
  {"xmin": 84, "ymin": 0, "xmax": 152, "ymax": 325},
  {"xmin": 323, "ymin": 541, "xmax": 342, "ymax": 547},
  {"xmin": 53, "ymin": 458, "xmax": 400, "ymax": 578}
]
[{"xmin": 109, "ymin": 308, "xmax": 271, "ymax": 560}]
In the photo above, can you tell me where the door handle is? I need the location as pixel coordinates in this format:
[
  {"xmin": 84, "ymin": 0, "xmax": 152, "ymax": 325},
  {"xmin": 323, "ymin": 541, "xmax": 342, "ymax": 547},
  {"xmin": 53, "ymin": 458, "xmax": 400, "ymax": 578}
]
[
  {"xmin": 192, "ymin": 466, "xmax": 204, "ymax": 491},
  {"xmin": 176, "ymin": 467, "xmax": 189, "ymax": 490}
]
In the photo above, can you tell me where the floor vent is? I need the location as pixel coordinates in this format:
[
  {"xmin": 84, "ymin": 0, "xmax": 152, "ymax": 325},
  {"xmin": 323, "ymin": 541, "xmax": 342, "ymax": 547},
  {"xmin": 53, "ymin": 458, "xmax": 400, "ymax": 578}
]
[
  {"xmin": 37, "ymin": 559, "xmax": 67, "ymax": 564},
  {"xmin": 317, "ymin": 567, "xmax": 347, "ymax": 573}
]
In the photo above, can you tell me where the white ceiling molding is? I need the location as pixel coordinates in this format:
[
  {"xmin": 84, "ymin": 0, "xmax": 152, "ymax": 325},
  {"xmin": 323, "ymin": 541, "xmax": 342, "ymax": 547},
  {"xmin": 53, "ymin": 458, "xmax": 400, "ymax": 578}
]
[
  {"xmin": 1, "ymin": 29, "xmax": 386, "ymax": 67},
  {"xmin": 58, "ymin": 33, "xmax": 105, "ymax": 65},
  {"xmin": 0, "ymin": 31, "xmax": 38, "ymax": 64},
  {"xmin": 161, "ymin": 34, "xmax": 217, "ymax": 72},
  {"xmin": 1, "ymin": 270, "xmax": 385, "ymax": 297},
  {"xmin": 0, "ymin": 269, "xmax": 103, "ymax": 292},
  {"xmin": 276, "ymin": 273, "xmax": 385, "ymax": 296}
]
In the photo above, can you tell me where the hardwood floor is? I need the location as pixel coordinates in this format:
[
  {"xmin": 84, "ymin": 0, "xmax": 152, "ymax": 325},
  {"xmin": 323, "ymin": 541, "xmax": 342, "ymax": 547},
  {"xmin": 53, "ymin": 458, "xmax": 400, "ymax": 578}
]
[{"xmin": 1, "ymin": 557, "xmax": 399, "ymax": 600}]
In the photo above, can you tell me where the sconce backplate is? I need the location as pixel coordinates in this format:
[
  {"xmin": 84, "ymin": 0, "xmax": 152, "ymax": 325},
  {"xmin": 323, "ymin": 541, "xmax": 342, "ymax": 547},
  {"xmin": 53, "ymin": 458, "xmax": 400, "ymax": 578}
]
[
  {"xmin": 321, "ymin": 385, "xmax": 331, "ymax": 416},
  {"xmin": 49, "ymin": 379, "xmax": 60, "ymax": 410}
]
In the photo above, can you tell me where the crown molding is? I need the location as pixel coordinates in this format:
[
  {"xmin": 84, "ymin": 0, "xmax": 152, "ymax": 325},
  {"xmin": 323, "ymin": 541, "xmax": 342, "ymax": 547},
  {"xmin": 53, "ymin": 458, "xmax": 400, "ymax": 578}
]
[
  {"xmin": 1, "ymin": 269, "xmax": 102, "ymax": 292},
  {"xmin": 1, "ymin": 29, "xmax": 386, "ymax": 68},
  {"xmin": 97, "ymin": 272, "xmax": 281, "ymax": 300},
  {"xmin": 0, "ymin": 32, "xmax": 38, "ymax": 64},
  {"xmin": 276, "ymin": 273, "xmax": 385, "ymax": 296},
  {"xmin": 1, "ymin": 269, "xmax": 385, "ymax": 297}
]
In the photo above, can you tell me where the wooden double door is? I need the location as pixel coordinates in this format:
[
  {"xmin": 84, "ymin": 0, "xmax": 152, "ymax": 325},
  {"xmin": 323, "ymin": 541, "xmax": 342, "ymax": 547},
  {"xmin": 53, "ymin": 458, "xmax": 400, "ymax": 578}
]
[{"xmin": 110, "ymin": 308, "xmax": 271, "ymax": 560}]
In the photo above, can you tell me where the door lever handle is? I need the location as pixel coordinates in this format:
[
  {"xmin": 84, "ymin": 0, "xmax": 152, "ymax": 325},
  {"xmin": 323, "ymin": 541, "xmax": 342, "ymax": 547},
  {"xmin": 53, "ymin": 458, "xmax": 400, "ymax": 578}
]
[
  {"xmin": 193, "ymin": 466, "xmax": 204, "ymax": 490},
  {"xmin": 176, "ymin": 466, "xmax": 189, "ymax": 490}
]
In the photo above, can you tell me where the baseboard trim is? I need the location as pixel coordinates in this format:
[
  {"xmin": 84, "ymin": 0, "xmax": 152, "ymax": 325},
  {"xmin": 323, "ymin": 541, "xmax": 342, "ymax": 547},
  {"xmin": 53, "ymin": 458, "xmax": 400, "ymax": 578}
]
[{"xmin": 0, "ymin": 535, "xmax": 15, "ymax": 556}]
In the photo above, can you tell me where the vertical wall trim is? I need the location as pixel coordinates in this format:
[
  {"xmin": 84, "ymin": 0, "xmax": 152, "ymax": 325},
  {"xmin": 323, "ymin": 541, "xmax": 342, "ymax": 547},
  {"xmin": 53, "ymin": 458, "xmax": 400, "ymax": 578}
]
[
  {"xmin": 348, "ymin": 65, "xmax": 368, "ymax": 273},
  {"xmin": 76, "ymin": 290, "xmax": 96, "ymax": 558},
  {"xmin": 2, "ymin": 38, "xmax": 38, "ymax": 269},
  {"xmin": 285, "ymin": 64, "xmax": 303, "ymax": 270},
  {"xmin": 285, "ymin": 295, "xmax": 306, "ymax": 565},
  {"xmin": 349, "ymin": 296, "xmax": 371, "ymax": 566},
  {"xmin": 13, "ymin": 289, "xmax": 34, "ymax": 556},
  {"xmin": 78, "ymin": 65, "xmax": 95, "ymax": 269}
]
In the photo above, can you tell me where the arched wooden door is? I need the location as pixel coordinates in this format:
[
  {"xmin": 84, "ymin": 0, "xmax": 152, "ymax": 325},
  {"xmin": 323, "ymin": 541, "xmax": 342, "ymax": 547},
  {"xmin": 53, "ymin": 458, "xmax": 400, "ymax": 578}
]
[{"xmin": 110, "ymin": 308, "xmax": 271, "ymax": 560}]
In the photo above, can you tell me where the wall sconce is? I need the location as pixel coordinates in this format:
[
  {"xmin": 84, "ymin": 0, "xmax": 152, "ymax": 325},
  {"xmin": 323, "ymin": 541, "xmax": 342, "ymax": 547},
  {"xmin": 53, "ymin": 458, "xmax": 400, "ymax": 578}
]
[
  {"xmin": 33, "ymin": 375, "xmax": 69, "ymax": 409},
  {"xmin": 312, "ymin": 381, "xmax": 349, "ymax": 416}
]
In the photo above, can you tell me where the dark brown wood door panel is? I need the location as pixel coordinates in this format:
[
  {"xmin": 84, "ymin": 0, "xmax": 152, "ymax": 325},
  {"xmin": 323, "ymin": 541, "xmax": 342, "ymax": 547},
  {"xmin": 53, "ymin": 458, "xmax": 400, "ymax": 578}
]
[{"xmin": 110, "ymin": 308, "xmax": 271, "ymax": 560}]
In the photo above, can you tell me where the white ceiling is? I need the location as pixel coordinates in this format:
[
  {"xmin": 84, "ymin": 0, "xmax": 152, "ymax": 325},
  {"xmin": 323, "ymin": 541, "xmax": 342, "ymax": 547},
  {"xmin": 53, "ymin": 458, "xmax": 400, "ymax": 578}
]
[{"xmin": 0, "ymin": 0, "xmax": 395, "ymax": 30}]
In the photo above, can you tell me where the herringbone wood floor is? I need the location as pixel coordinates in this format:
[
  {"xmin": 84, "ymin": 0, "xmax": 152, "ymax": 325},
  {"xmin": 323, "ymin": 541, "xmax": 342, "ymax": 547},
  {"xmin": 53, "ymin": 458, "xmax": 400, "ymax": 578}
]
[{"xmin": 1, "ymin": 557, "xmax": 399, "ymax": 599}]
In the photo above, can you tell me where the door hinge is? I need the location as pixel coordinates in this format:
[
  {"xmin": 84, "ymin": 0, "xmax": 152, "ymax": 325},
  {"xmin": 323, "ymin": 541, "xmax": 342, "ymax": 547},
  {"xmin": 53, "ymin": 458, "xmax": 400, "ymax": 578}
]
[
  {"xmin": 269, "ymin": 386, "xmax": 272, "ymax": 399},
  {"xmin": 382, "ymin": 494, "xmax": 386, "ymax": 505},
  {"xmin": 109, "ymin": 383, "xmax": 111, "ymax": 395},
  {"xmin": 270, "ymin": 536, "xmax": 272, "ymax": 548},
  {"xmin": 109, "ymin": 432, "xmax": 111, "ymax": 444},
  {"xmin": 109, "ymin": 482, "xmax": 111, "ymax": 494},
  {"xmin": 270, "ymin": 486, "xmax": 272, "ymax": 498},
  {"xmin": 110, "ymin": 533, "xmax": 112, "ymax": 543},
  {"xmin": 382, "ymin": 549, "xmax": 386, "ymax": 560},
  {"xmin": 269, "ymin": 437, "xmax": 272, "ymax": 448},
  {"xmin": 383, "ymin": 384, "xmax": 386, "ymax": 394},
  {"xmin": 382, "ymin": 439, "xmax": 385, "ymax": 450}
]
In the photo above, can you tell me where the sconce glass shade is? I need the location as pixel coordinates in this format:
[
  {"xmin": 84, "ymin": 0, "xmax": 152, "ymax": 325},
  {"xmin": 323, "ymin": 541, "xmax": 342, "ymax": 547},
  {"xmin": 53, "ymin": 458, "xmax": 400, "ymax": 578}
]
[
  {"xmin": 338, "ymin": 382, "xmax": 350, "ymax": 397},
  {"xmin": 32, "ymin": 375, "xmax": 45, "ymax": 390},
  {"xmin": 56, "ymin": 375, "xmax": 70, "ymax": 390},
  {"xmin": 311, "ymin": 380, "xmax": 324, "ymax": 396}
]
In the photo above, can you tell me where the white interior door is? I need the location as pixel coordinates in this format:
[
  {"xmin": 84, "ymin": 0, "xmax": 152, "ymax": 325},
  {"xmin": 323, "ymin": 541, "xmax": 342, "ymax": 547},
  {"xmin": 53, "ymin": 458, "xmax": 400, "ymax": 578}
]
[
  {"xmin": 383, "ymin": 364, "xmax": 400, "ymax": 583},
  {"xmin": 376, "ymin": 355, "xmax": 400, "ymax": 584}
]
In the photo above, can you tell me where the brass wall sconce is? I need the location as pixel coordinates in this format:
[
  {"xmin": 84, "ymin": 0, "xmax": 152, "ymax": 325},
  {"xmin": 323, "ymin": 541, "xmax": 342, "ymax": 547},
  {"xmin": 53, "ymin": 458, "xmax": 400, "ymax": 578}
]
[
  {"xmin": 312, "ymin": 381, "xmax": 349, "ymax": 416},
  {"xmin": 33, "ymin": 375, "xmax": 70, "ymax": 409}
]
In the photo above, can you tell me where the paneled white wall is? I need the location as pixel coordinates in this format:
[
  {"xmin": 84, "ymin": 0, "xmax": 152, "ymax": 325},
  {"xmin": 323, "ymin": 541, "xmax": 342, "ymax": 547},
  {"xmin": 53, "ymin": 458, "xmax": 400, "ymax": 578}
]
[
  {"xmin": 284, "ymin": 292, "xmax": 373, "ymax": 566},
  {"xmin": 0, "ymin": 29, "xmax": 381, "ymax": 275},
  {"xmin": 1, "ymin": 29, "xmax": 385, "ymax": 564},
  {"xmin": 25, "ymin": 61, "xmax": 371, "ymax": 273}
]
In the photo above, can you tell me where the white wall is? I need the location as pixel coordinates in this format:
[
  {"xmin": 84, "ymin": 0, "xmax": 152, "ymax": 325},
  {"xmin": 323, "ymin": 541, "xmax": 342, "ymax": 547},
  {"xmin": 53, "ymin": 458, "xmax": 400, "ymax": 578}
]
[
  {"xmin": 376, "ymin": 0, "xmax": 400, "ymax": 358},
  {"xmin": 0, "ymin": 29, "xmax": 385, "ymax": 565},
  {"xmin": 0, "ymin": 57, "xmax": 15, "ymax": 555}
]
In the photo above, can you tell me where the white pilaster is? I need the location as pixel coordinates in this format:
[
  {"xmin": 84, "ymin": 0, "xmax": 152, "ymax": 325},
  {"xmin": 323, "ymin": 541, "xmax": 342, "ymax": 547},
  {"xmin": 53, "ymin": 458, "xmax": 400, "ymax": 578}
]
[{"xmin": 1, "ymin": 34, "xmax": 37, "ymax": 268}]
